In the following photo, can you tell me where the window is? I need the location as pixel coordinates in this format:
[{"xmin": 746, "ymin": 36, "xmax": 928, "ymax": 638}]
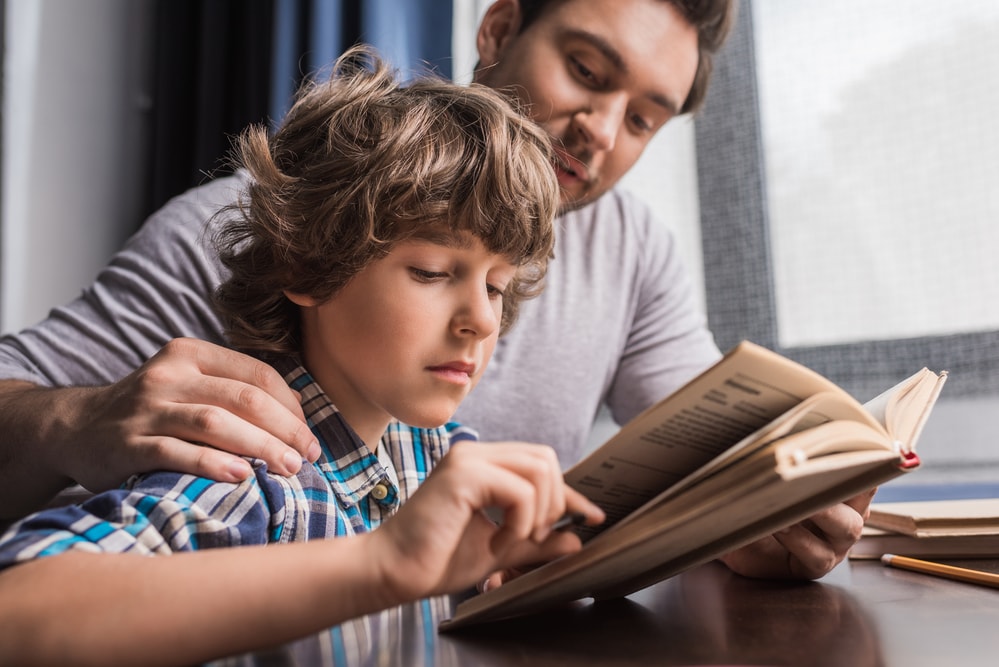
[{"xmin": 696, "ymin": 0, "xmax": 999, "ymax": 403}]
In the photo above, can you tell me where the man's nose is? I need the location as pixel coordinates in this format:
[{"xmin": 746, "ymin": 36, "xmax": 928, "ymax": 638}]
[{"xmin": 572, "ymin": 94, "xmax": 626, "ymax": 152}]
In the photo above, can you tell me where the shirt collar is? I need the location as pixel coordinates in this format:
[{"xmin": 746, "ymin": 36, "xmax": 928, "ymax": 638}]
[{"xmin": 272, "ymin": 355, "xmax": 398, "ymax": 510}]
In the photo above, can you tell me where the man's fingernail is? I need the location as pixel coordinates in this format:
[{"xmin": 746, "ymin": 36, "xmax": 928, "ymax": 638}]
[
  {"xmin": 284, "ymin": 451, "xmax": 304, "ymax": 473},
  {"xmin": 228, "ymin": 459, "xmax": 252, "ymax": 481},
  {"xmin": 307, "ymin": 442, "xmax": 322, "ymax": 462}
]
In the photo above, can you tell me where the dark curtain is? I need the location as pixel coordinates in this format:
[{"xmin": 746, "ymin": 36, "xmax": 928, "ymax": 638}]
[
  {"xmin": 144, "ymin": 0, "xmax": 453, "ymax": 227},
  {"xmin": 147, "ymin": 0, "xmax": 274, "ymax": 220}
]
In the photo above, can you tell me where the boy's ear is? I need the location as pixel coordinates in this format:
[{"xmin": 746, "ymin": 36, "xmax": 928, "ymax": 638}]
[
  {"xmin": 284, "ymin": 290, "xmax": 319, "ymax": 307},
  {"xmin": 476, "ymin": 0, "xmax": 523, "ymax": 70}
]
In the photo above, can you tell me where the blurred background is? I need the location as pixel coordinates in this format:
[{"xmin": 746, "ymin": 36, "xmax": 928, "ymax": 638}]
[{"xmin": 2, "ymin": 0, "xmax": 996, "ymax": 496}]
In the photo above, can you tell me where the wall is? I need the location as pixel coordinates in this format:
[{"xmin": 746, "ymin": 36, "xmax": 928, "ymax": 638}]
[{"xmin": 1, "ymin": 0, "xmax": 153, "ymax": 333}]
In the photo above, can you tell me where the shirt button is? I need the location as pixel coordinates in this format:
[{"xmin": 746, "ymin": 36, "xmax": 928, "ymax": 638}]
[{"xmin": 371, "ymin": 483, "xmax": 389, "ymax": 501}]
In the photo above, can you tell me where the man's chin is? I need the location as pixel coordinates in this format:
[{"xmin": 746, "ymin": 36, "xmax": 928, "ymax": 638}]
[{"xmin": 558, "ymin": 191, "xmax": 597, "ymax": 214}]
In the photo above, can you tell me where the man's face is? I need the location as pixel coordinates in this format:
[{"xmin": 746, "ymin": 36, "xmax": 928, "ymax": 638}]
[
  {"xmin": 475, "ymin": 0, "xmax": 699, "ymax": 210},
  {"xmin": 288, "ymin": 234, "xmax": 516, "ymax": 446}
]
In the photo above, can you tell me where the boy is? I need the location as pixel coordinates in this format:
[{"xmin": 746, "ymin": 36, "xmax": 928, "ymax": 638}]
[{"xmin": 0, "ymin": 47, "xmax": 603, "ymax": 665}]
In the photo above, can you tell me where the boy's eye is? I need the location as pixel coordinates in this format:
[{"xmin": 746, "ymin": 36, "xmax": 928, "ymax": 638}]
[
  {"xmin": 486, "ymin": 283, "xmax": 505, "ymax": 299},
  {"xmin": 410, "ymin": 267, "xmax": 447, "ymax": 282}
]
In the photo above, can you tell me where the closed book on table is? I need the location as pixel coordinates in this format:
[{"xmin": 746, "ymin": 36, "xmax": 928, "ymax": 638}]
[
  {"xmin": 850, "ymin": 525, "xmax": 999, "ymax": 560},
  {"xmin": 866, "ymin": 498, "xmax": 999, "ymax": 537}
]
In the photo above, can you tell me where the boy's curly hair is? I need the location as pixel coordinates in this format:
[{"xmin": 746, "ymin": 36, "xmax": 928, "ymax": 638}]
[{"xmin": 213, "ymin": 45, "xmax": 559, "ymax": 355}]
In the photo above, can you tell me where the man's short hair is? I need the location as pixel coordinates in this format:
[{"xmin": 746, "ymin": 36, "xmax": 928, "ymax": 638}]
[{"xmin": 214, "ymin": 46, "xmax": 559, "ymax": 355}]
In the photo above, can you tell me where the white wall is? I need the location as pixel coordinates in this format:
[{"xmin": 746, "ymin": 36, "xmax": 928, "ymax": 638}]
[{"xmin": 1, "ymin": 0, "xmax": 153, "ymax": 333}]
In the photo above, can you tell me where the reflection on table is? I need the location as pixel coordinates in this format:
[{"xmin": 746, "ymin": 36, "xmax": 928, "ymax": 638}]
[{"xmin": 215, "ymin": 558, "xmax": 999, "ymax": 667}]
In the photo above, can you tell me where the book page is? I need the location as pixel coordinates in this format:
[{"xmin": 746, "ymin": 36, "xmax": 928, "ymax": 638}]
[
  {"xmin": 862, "ymin": 368, "xmax": 947, "ymax": 450},
  {"xmin": 565, "ymin": 342, "xmax": 863, "ymax": 530},
  {"xmin": 609, "ymin": 395, "xmax": 889, "ymax": 535}
]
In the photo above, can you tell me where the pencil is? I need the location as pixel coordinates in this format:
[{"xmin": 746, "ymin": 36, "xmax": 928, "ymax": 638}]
[{"xmin": 881, "ymin": 554, "xmax": 999, "ymax": 589}]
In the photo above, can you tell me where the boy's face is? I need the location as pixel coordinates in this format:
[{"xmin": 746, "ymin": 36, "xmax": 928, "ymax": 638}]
[
  {"xmin": 288, "ymin": 232, "xmax": 516, "ymax": 446},
  {"xmin": 475, "ymin": 0, "xmax": 699, "ymax": 211}
]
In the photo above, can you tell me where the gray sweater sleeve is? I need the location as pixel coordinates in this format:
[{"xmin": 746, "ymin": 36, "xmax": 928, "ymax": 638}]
[{"xmin": 0, "ymin": 174, "xmax": 245, "ymax": 387}]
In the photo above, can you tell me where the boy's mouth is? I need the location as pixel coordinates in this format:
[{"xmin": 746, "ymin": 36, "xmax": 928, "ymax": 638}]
[{"xmin": 427, "ymin": 361, "xmax": 476, "ymax": 386}]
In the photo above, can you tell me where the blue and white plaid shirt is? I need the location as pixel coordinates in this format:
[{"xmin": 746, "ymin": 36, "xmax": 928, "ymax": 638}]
[{"xmin": 0, "ymin": 358, "xmax": 476, "ymax": 568}]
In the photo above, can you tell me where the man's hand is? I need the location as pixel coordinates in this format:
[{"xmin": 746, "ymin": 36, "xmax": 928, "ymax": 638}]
[
  {"xmin": 0, "ymin": 338, "xmax": 319, "ymax": 519},
  {"xmin": 719, "ymin": 488, "xmax": 877, "ymax": 580},
  {"xmin": 371, "ymin": 441, "xmax": 605, "ymax": 603}
]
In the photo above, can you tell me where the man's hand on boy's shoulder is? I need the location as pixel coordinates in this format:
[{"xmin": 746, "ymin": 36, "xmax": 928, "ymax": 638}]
[
  {"xmin": 719, "ymin": 488, "xmax": 876, "ymax": 580},
  {"xmin": 87, "ymin": 338, "xmax": 322, "ymax": 488},
  {"xmin": 66, "ymin": 338, "xmax": 320, "ymax": 492},
  {"xmin": 0, "ymin": 338, "xmax": 321, "ymax": 521}
]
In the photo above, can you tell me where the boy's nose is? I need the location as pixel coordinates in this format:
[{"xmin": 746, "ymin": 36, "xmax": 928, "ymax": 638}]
[{"xmin": 453, "ymin": 286, "xmax": 500, "ymax": 339}]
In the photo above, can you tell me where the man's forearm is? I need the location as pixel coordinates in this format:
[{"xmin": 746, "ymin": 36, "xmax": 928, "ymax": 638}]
[{"xmin": 0, "ymin": 380, "xmax": 89, "ymax": 520}]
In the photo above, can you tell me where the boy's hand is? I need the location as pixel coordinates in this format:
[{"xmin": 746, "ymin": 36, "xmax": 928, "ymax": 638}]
[
  {"xmin": 372, "ymin": 441, "xmax": 605, "ymax": 603},
  {"xmin": 719, "ymin": 488, "xmax": 876, "ymax": 580},
  {"xmin": 66, "ymin": 338, "xmax": 320, "ymax": 492}
]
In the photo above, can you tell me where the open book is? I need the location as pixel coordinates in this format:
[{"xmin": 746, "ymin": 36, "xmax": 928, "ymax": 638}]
[{"xmin": 441, "ymin": 341, "xmax": 947, "ymax": 630}]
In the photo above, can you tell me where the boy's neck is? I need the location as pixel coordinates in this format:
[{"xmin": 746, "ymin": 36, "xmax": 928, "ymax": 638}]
[
  {"xmin": 345, "ymin": 419, "xmax": 386, "ymax": 454},
  {"xmin": 308, "ymin": 365, "xmax": 389, "ymax": 453}
]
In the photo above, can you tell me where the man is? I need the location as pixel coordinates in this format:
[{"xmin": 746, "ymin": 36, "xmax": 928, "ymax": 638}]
[{"xmin": 0, "ymin": 0, "xmax": 871, "ymax": 580}]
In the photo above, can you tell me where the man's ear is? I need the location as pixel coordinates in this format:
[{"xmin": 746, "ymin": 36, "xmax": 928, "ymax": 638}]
[
  {"xmin": 476, "ymin": 0, "xmax": 523, "ymax": 70},
  {"xmin": 284, "ymin": 290, "xmax": 319, "ymax": 307}
]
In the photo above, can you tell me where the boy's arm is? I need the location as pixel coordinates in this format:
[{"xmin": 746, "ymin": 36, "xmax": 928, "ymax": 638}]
[
  {"xmin": 0, "ymin": 339, "xmax": 319, "ymax": 521},
  {"xmin": 0, "ymin": 536, "xmax": 398, "ymax": 665},
  {"xmin": 0, "ymin": 441, "xmax": 604, "ymax": 666}
]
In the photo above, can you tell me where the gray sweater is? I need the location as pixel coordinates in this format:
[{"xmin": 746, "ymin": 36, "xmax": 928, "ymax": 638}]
[{"xmin": 0, "ymin": 173, "xmax": 720, "ymax": 464}]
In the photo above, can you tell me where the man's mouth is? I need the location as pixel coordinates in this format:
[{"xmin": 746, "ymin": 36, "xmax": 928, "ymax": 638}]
[{"xmin": 552, "ymin": 147, "xmax": 590, "ymax": 186}]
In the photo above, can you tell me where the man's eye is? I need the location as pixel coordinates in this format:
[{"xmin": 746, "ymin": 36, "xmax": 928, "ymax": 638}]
[
  {"xmin": 630, "ymin": 113, "xmax": 653, "ymax": 133},
  {"xmin": 570, "ymin": 56, "xmax": 598, "ymax": 84}
]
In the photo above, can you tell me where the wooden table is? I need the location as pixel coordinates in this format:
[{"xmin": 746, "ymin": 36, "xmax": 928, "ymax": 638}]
[{"xmin": 215, "ymin": 557, "xmax": 999, "ymax": 666}]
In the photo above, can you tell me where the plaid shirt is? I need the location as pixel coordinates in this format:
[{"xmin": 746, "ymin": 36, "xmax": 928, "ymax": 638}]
[{"xmin": 0, "ymin": 358, "xmax": 476, "ymax": 568}]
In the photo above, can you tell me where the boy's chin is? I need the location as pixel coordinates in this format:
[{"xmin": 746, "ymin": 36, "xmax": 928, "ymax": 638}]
[{"xmin": 400, "ymin": 410, "xmax": 457, "ymax": 430}]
